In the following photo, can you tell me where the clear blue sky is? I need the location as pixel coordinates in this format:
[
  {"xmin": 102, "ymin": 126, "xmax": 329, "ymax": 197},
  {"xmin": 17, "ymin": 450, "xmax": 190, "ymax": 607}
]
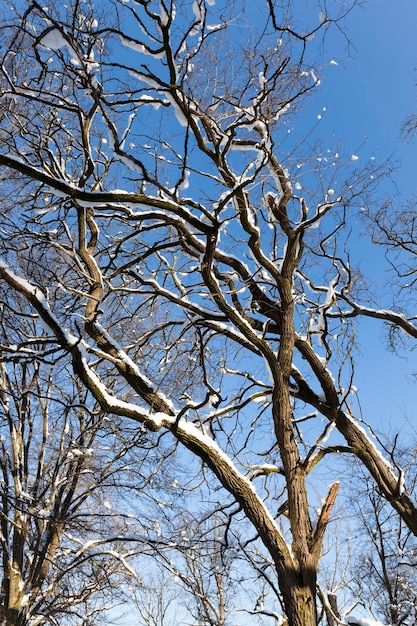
[{"xmin": 320, "ymin": 0, "xmax": 417, "ymax": 191}]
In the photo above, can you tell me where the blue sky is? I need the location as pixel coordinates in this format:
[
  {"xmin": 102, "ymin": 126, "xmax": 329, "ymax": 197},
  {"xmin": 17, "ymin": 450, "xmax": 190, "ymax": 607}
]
[
  {"xmin": 320, "ymin": 0, "xmax": 417, "ymax": 188},
  {"xmin": 316, "ymin": 0, "xmax": 417, "ymax": 438}
]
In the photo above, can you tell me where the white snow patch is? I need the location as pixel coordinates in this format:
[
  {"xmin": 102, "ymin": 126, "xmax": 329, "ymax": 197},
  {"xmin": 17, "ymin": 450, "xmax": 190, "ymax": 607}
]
[
  {"xmin": 398, "ymin": 469, "xmax": 405, "ymax": 496},
  {"xmin": 120, "ymin": 35, "xmax": 165, "ymax": 59},
  {"xmin": 318, "ymin": 421, "xmax": 335, "ymax": 444},
  {"xmin": 346, "ymin": 617, "xmax": 386, "ymax": 626},
  {"xmin": 251, "ymin": 463, "xmax": 280, "ymax": 474},
  {"xmin": 165, "ymin": 94, "xmax": 188, "ymax": 127},
  {"xmin": 158, "ymin": 0, "xmax": 171, "ymax": 25},
  {"xmin": 40, "ymin": 29, "xmax": 79, "ymax": 61},
  {"xmin": 192, "ymin": 0, "xmax": 203, "ymax": 22},
  {"xmin": 179, "ymin": 170, "xmax": 190, "ymax": 190},
  {"xmin": 138, "ymin": 94, "xmax": 167, "ymax": 110}
]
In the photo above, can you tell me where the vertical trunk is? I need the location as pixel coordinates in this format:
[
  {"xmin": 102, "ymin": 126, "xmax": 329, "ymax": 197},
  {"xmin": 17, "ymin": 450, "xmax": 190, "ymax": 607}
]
[
  {"xmin": 2, "ymin": 572, "xmax": 28, "ymax": 626},
  {"xmin": 3, "ymin": 514, "xmax": 28, "ymax": 626},
  {"xmin": 276, "ymin": 558, "xmax": 318, "ymax": 626},
  {"xmin": 272, "ymin": 261, "xmax": 320, "ymax": 626},
  {"xmin": 4, "ymin": 609, "xmax": 27, "ymax": 626},
  {"xmin": 326, "ymin": 592, "xmax": 341, "ymax": 626}
]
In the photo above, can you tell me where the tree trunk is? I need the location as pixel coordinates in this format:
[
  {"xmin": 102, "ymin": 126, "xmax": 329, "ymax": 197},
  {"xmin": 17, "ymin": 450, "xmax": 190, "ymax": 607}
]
[
  {"xmin": 275, "ymin": 558, "xmax": 318, "ymax": 626},
  {"xmin": 2, "ymin": 573, "xmax": 28, "ymax": 626},
  {"xmin": 326, "ymin": 592, "xmax": 341, "ymax": 626}
]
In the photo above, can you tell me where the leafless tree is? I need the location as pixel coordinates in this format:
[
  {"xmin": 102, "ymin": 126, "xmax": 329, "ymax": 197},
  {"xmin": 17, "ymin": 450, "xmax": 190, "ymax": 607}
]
[
  {"xmin": 0, "ymin": 1, "xmax": 416, "ymax": 626},
  {"xmin": 345, "ymin": 450, "xmax": 417, "ymax": 626},
  {"xmin": 131, "ymin": 573, "xmax": 182, "ymax": 626},
  {"xmin": 0, "ymin": 312, "xmax": 173, "ymax": 626},
  {"xmin": 139, "ymin": 516, "xmax": 242, "ymax": 626},
  {"xmin": 313, "ymin": 448, "xmax": 417, "ymax": 626},
  {"xmin": 129, "ymin": 513, "xmax": 283, "ymax": 626}
]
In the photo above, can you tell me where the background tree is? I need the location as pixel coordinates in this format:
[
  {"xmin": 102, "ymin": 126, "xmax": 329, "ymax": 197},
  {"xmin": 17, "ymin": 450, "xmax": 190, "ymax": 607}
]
[
  {"xmin": 0, "ymin": 1, "xmax": 416, "ymax": 626},
  {"xmin": 346, "ymin": 450, "xmax": 417, "ymax": 626},
  {"xmin": 138, "ymin": 515, "xmax": 247, "ymax": 626},
  {"xmin": 129, "ymin": 513, "xmax": 286, "ymax": 626},
  {"xmin": 0, "ymin": 298, "xmax": 175, "ymax": 626},
  {"xmin": 313, "ymin": 447, "xmax": 417, "ymax": 626}
]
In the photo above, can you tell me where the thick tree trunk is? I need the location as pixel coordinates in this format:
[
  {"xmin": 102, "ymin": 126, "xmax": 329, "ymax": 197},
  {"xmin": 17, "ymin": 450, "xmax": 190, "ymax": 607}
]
[
  {"xmin": 271, "ymin": 270, "xmax": 318, "ymax": 626},
  {"xmin": 276, "ymin": 558, "xmax": 318, "ymax": 626},
  {"xmin": 1, "ymin": 573, "xmax": 28, "ymax": 626},
  {"xmin": 4, "ymin": 609, "xmax": 27, "ymax": 626}
]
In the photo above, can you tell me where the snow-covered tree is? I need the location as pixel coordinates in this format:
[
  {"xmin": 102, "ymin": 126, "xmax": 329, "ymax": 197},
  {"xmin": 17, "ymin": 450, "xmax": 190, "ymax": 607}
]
[
  {"xmin": 0, "ymin": 305, "xmax": 172, "ymax": 625},
  {"xmin": 0, "ymin": 1, "xmax": 416, "ymax": 625}
]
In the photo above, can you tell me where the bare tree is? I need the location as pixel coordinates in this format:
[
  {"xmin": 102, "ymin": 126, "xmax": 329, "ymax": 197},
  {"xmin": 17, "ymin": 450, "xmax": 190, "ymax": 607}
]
[
  {"xmin": 345, "ymin": 451, "xmax": 417, "ymax": 626},
  {"xmin": 314, "ymin": 448, "xmax": 417, "ymax": 626},
  {"xmin": 139, "ymin": 516, "xmax": 240, "ymax": 626},
  {"xmin": 129, "ymin": 513, "xmax": 282, "ymax": 626},
  {"xmin": 0, "ymin": 1, "xmax": 416, "ymax": 625},
  {"xmin": 0, "ymin": 321, "xmax": 170, "ymax": 626},
  {"xmin": 131, "ymin": 573, "xmax": 182, "ymax": 626}
]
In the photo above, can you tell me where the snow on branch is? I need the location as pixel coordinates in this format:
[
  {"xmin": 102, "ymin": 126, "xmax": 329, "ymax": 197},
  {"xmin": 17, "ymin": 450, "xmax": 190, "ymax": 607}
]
[
  {"xmin": 336, "ymin": 298, "xmax": 417, "ymax": 338},
  {"xmin": 345, "ymin": 616, "xmax": 387, "ymax": 626},
  {"xmin": 0, "ymin": 260, "xmax": 174, "ymax": 431},
  {"xmin": 0, "ymin": 259, "xmax": 78, "ymax": 349},
  {"xmin": 0, "ymin": 261, "xmax": 296, "ymax": 569}
]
